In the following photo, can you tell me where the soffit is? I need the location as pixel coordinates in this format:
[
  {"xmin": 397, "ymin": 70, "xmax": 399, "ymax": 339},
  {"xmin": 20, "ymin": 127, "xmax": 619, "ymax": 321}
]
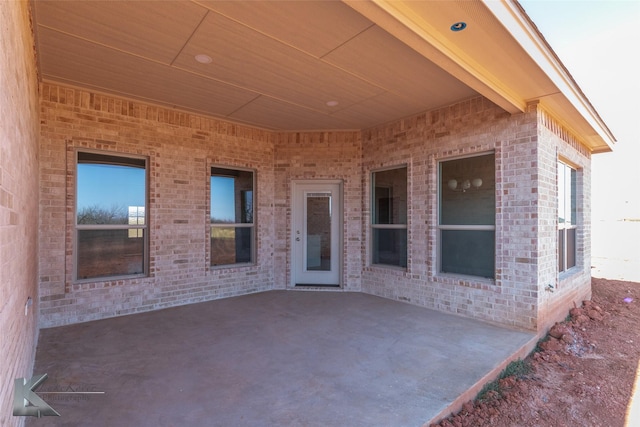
[
  {"xmin": 33, "ymin": 0, "xmax": 613, "ymax": 151},
  {"xmin": 34, "ymin": 0, "xmax": 476, "ymax": 132},
  {"xmin": 346, "ymin": 0, "xmax": 614, "ymax": 151}
]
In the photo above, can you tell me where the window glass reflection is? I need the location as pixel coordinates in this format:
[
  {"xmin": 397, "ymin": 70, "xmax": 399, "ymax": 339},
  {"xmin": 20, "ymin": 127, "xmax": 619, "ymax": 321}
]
[
  {"xmin": 77, "ymin": 229, "xmax": 145, "ymax": 280},
  {"xmin": 210, "ymin": 167, "xmax": 255, "ymax": 266},
  {"xmin": 210, "ymin": 176, "xmax": 235, "ymax": 224},
  {"xmin": 438, "ymin": 154, "xmax": 495, "ymax": 278},
  {"xmin": 372, "ymin": 168, "xmax": 407, "ymax": 225},
  {"xmin": 440, "ymin": 155, "xmax": 495, "ymax": 226},
  {"xmin": 77, "ymin": 163, "xmax": 145, "ymax": 225},
  {"xmin": 371, "ymin": 166, "xmax": 408, "ymax": 268},
  {"xmin": 76, "ymin": 152, "xmax": 147, "ymax": 281}
]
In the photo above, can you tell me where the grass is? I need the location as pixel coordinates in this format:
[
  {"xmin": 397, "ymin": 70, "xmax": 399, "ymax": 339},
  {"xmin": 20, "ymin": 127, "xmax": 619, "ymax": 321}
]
[
  {"xmin": 477, "ymin": 358, "xmax": 532, "ymax": 401},
  {"xmin": 534, "ymin": 335, "xmax": 550, "ymax": 353},
  {"xmin": 502, "ymin": 359, "xmax": 531, "ymax": 378},
  {"xmin": 478, "ymin": 305, "xmax": 573, "ymax": 401}
]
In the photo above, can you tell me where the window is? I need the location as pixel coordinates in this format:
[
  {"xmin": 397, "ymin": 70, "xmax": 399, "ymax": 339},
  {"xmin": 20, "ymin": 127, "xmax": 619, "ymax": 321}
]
[
  {"xmin": 210, "ymin": 167, "xmax": 254, "ymax": 266},
  {"xmin": 558, "ymin": 161, "xmax": 577, "ymax": 272},
  {"xmin": 371, "ymin": 166, "xmax": 407, "ymax": 268},
  {"xmin": 439, "ymin": 154, "xmax": 495, "ymax": 278},
  {"xmin": 76, "ymin": 152, "xmax": 147, "ymax": 280}
]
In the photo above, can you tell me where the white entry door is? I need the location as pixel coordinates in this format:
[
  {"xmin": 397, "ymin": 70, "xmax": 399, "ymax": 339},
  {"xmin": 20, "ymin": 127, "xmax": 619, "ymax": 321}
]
[{"xmin": 291, "ymin": 181, "xmax": 342, "ymax": 286}]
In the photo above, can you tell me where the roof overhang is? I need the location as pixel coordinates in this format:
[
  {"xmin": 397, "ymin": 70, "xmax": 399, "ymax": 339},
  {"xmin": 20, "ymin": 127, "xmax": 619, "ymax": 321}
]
[
  {"xmin": 345, "ymin": 0, "xmax": 615, "ymax": 153},
  {"xmin": 33, "ymin": 0, "xmax": 614, "ymax": 152}
]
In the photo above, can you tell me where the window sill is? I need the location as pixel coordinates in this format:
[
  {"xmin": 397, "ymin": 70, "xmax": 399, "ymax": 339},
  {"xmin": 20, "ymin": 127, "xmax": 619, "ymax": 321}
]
[
  {"xmin": 209, "ymin": 262, "xmax": 256, "ymax": 271},
  {"xmin": 559, "ymin": 265, "xmax": 581, "ymax": 281},
  {"xmin": 72, "ymin": 273, "xmax": 148, "ymax": 290},
  {"xmin": 368, "ymin": 264, "xmax": 408, "ymax": 273},
  {"xmin": 434, "ymin": 272, "xmax": 496, "ymax": 289},
  {"xmin": 75, "ymin": 273, "xmax": 147, "ymax": 284}
]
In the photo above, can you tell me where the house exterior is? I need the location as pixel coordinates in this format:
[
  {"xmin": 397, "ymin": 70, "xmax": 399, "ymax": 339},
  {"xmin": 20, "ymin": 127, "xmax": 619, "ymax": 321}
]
[
  {"xmin": 1, "ymin": 1, "xmax": 614, "ymax": 425},
  {"xmin": 36, "ymin": 83, "xmax": 595, "ymax": 331}
]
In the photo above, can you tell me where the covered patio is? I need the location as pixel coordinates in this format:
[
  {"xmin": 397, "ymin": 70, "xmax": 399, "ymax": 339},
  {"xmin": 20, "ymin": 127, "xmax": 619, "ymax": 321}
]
[
  {"xmin": 1, "ymin": 2, "xmax": 618, "ymax": 427},
  {"xmin": 29, "ymin": 291, "xmax": 534, "ymax": 426}
]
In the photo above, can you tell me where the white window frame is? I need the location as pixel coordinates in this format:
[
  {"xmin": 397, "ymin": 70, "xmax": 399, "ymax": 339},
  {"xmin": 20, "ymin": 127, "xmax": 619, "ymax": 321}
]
[{"xmin": 558, "ymin": 160, "xmax": 577, "ymax": 273}]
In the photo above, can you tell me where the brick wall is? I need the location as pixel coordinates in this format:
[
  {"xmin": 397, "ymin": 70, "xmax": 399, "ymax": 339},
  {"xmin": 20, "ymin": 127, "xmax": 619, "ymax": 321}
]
[
  {"xmin": 360, "ymin": 97, "xmax": 535, "ymax": 328},
  {"xmin": 536, "ymin": 106, "xmax": 592, "ymax": 330},
  {"xmin": 39, "ymin": 81, "xmax": 592, "ymax": 334},
  {"xmin": 39, "ymin": 86, "xmax": 365, "ymax": 325},
  {"xmin": 39, "ymin": 83, "xmax": 276, "ymax": 327},
  {"xmin": 360, "ymin": 98, "xmax": 592, "ymax": 332},
  {"xmin": 0, "ymin": 1, "xmax": 40, "ymax": 426},
  {"xmin": 273, "ymin": 131, "xmax": 363, "ymax": 290}
]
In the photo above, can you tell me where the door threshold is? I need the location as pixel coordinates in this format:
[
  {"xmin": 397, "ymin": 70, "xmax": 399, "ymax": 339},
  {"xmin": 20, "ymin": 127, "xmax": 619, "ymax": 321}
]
[{"xmin": 295, "ymin": 284, "xmax": 341, "ymax": 288}]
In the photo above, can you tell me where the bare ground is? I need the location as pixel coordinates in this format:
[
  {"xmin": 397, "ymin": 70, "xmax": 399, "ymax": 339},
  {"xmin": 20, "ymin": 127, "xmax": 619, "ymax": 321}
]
[{"xmin": 431, "ymin": 277, "xmax": 640, "ymax": 427}]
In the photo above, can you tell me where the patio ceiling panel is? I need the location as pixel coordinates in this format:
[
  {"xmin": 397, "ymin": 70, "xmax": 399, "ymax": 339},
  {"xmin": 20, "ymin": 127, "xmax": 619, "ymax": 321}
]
[
  {"xmin": 171, "ymin": 10, "xmax": 386, "ymax": 118},
  {"xmin": 194, "ymin": 0, "xmax": 375, "ymax": 59},
  {"xmin": 322, "ymin": 25, "xmax": 476, "ymax": 110},
  {"xmin": 37, "ymin": 27, "xmax": 260, "ymax": 117},
  {"xmin": 34, "ymin": 0, "xmax": 209, "ymax": 64},
  {"xmin": 34, "ymin": 0, "xmax": 482, "ymax": 132},
  {"xmin": 329, "ymin": 91, "xmax": 431, "ymax": 130},
  {"xmin": 229, "ymin": 95, "xmax": 359, "ymax": 132}
]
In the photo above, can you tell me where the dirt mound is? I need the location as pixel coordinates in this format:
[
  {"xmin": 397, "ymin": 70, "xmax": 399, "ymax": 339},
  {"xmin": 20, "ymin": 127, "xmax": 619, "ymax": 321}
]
[{"xmin": 430, "ymin": 277, "xmax": 640, "ymax": 427}]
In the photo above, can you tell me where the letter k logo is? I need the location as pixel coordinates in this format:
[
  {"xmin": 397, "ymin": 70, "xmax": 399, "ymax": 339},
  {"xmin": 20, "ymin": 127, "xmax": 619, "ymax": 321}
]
[{"xmin": 13, "ymin": 374, "xmax": 60, "ymax": 417}]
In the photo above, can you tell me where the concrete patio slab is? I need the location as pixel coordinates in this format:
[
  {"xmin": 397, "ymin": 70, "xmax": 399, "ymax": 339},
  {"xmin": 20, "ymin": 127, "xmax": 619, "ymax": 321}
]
[{"xmin": 27, "ymin": 291, "xmax": 535, "ymax": 426}]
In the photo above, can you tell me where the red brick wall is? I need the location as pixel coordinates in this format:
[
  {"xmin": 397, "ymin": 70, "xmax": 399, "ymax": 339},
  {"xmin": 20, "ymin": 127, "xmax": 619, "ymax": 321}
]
[
  {"xmin": 39, "ymin": 83, "xmax": 592, "ymax": 334},
  {"xmin": 273, "ymin": 131, "xmax": 363, "ymax": 289},
  {"xmin": 39, "ymin": 83, "xmax": 275, "ymax": 327},
  {"xmin": 536, "ymin": 105, "xmax": 592, "ymax": 330},
  {"xmin": 360, "ymin": 98, "xmax": 592, "ymax": 332},
  {"xmin": 0, "ymin": 1, "xmax": 40, "ymax": 426},
  {"xmin": 39, "ymin": 84, "xmax": 365, "ymax": 325}
]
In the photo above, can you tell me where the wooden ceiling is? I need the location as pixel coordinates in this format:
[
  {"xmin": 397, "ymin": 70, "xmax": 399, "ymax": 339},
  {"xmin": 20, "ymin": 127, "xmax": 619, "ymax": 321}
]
[
  {"xmin": 32, "ymin": 0, "xmax": 615, "ymax": 151},
  {"xmin": 34, "ymin": 0, "xmax": 478, "ymax": 131}
]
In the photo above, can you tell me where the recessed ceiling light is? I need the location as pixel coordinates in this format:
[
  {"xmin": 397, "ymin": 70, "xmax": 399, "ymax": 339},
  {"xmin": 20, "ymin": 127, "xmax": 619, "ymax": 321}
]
[
  {"xmin": 326, "ymin": 100, "xmax": 339, "ymax": 107},
  {"xmin": 195, "ymin": 54, "xmax": 212, "ymax": 64},
  {"xmin": 450, "ymin": 22, "xmax": 467, "ymax": 32}
]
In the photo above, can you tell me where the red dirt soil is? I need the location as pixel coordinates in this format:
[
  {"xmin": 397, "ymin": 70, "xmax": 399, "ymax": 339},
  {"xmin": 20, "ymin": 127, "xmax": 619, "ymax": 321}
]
[{"xmin": 431, "ymin": 277, "xmax": 640, "ymax": 427}]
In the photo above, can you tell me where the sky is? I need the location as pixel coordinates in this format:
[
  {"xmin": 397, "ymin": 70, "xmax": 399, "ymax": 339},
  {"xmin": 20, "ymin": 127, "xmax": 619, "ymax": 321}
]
[
  {"xmin": 210, "ymin": 176, "xmax": 235, "ymax": 222},
  {"xmin": 519, "ymin": 0, "xmax": 640, "ymax": 221},
  {"xmin": 78, "ymin": 165, "xmax": 237, "ymax": 222},
  {"xmin": 77, "ymin": 163, "xmax": 145, "ymax": 212}
]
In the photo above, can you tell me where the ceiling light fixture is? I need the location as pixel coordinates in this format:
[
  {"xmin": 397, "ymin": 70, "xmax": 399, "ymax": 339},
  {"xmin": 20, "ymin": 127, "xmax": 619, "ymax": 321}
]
[
  {"xmin": 450, "ymin": 22, "xmax": 467, "ymax": 32},
  {"xmin": 447, "ymin": 177, "xmax": 482, "ymax": 192},
  {"xmin": 195, "ymin": 54, "xmax": 212, "ymax": 64},
  {"xmin": 326, "ymin": 100, "xmax": 339, "ymax": 107}
]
